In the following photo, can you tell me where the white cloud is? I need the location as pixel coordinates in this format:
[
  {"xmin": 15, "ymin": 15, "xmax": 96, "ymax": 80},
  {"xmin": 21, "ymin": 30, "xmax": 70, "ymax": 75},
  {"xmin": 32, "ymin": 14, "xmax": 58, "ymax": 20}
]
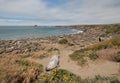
[
  {"xmin": 0, "ymin": 0, "xmax": 120, "ymax": 25},
  {"xmin": 0, "ymin": 0, "xmax": 45, "ymax": 15}
]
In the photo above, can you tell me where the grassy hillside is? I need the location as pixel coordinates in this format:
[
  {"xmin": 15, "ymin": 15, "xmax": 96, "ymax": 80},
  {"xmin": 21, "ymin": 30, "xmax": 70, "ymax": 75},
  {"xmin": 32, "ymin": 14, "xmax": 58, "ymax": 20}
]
[{"xmin": 70, "ymin": 38, "xmax": 120, "ymax": 65}]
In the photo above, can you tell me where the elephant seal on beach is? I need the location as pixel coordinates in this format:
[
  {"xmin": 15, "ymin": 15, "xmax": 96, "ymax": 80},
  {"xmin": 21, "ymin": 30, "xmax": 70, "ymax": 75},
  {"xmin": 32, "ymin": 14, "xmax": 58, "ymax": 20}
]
[{"xmin": 45, "ymin": 55, "xmax": 59, "ymax": 71}]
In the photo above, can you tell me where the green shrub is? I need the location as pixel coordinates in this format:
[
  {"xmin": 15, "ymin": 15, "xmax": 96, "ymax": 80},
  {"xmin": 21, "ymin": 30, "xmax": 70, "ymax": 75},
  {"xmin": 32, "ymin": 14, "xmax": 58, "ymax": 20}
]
[
  {"xmin": 48, "ymin": 48, "xmax": 59, "ymax": 52},
  {"xmin": 74, "ymin": 49, "xmax": 88, "ymax": 53},
  {"xmin": 106, "ymin": 26, "xmax": 120, "ymax": 34},
  {"xmin": 69, "ymin": 49, "xmax": 89, "ymax": 65},
  {"xmin": 77, "ymin": 58, "xmax": 87, "ymax": 65},
  {"xmin": 16, "ymin": 60, "xmax": 43, "ymax": 71},
  {"xmin": 34, "ymin": 69, "xmax": 120, "ymax": 83},
  {"xmin": 59, "ymin": 38, "xmax": 68, "ymax": 44},
  {"xmin": 114, "ymin": 51, "xmax": 120, "ymax": 62},
  {"xmin": 69, "ymin": 52, "xmax": 85, "ymax": 61},
  {"xmin": 38, "ymin": 69, "xmax": 77, "ymax": 83},
  {"xmin": 16, "ymin": 60, "xmax": 30, "ymax": 66},
  {"xmin": 89, "ymin": 51, "xmax": 98, "ymax": 60},
  {"xmin": 69, "ymin": 38, "xmax": 120, "ymax": 65},
  {"xmin": 87, "ymin": 38, "xmax": 120, "ymax": 51},
  {"xmin": 69, "ymin": 49, "xmax": 88, "ymax": 60},
  {"xmin": 68, "ymin": 43, "xmax": 74, "ymax": 46}
]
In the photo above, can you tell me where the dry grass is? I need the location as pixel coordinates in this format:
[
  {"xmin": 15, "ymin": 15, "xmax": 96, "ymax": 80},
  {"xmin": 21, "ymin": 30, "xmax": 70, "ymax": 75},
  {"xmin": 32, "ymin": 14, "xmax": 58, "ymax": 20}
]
[
  {"xmin": 0, "ymin": 54, "xmax": 43, "ymax": 83},
  {"xmin": 87, "ymin": 38, "xmax": 120, "ymax": 51},
  {"xmin": 58, "ymin": 38, "xmax": 68, "ymax": 44},
  {"xmin": 96, "ymin": 48, "xmax": 119, "ymax": 61},
  {"xmin": 31, "ymin": 50, "xmax": 49, "ymax": 59},
  {"xmin": 32, "ymin": 50, "xmax": 47, "ymax": 57},
  {"xmin": 105, "ymin": 25, "xmax": 120, "ymax": 34},
  {"xmin": 19, "ymin": 50, "xmax": 47, "ymax": 59},
  {"xmin": 20, "ymin": 50, "xmax": 49, "ymax": 59},
  {"xmin": 69, "ymin": 38, "xmax": 120, "ymax": 65}
]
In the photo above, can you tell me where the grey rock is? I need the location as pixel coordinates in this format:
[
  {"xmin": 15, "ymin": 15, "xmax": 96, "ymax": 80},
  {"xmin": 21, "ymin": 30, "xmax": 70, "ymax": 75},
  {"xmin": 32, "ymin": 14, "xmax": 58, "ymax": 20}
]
[
  {"xmin": 12, "ymin": 50, "xmax": 21, "ymax": 54},
  {"xmin": 0, "ymin": 48, "xmax": 5, "ymax": 54},
  {"xmin": 5, "ymin": 48, "xmax": 13, "ymax": 53}
]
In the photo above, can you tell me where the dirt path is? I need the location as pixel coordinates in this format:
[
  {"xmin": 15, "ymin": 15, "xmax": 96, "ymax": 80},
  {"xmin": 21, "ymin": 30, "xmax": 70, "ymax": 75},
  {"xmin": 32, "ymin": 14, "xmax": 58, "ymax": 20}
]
[{"xmin": 26, "ymin": 45, "xmax": 120, "ymax": 78}]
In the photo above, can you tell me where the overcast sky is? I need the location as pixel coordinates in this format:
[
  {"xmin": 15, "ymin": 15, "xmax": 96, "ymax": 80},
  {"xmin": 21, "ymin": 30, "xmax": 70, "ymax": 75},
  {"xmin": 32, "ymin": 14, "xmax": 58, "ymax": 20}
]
[{"xmin": 0, "ymin": 0, "xmax": 120, "ymax": 25}]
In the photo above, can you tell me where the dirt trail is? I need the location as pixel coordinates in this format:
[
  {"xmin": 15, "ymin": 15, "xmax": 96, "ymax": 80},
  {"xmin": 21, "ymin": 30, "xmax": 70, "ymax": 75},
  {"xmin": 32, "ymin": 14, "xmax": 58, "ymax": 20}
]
[{"xmin": 26, "ymin": 45, "xmax": 120, "ymax": 78}]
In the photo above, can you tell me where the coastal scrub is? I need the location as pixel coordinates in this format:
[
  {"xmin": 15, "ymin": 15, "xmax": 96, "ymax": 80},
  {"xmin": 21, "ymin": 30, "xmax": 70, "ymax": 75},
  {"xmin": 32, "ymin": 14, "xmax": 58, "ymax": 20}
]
[
  {"xmin": 59, "ymin": 38, "xmax": 68, "ymax": 44},
  {"xmin": 35, "ymin": 69, "xmax": 120, "ymax": 83},
  {"xmin": 114, "ymin": 51, "xmax": 120, "ymax": 62},
  {"xmin": 69, "ymin": 38, "xmax": 120, "ymax": 65}
]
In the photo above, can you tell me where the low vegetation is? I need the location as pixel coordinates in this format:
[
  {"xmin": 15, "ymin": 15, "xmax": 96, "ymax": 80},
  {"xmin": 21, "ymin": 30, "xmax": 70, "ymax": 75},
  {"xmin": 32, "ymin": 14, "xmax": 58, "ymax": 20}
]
[
  {"xmin": 31, "ymin": 51, "xmax": 49, "ymax": 59},
  {"xmin": 48, "ymin": 47, "xmax": 59, "ymax": 52},
  {"xmin": 69, "ymin": 49, "xmax": 97, "ymax": 65},
  {"xmin": 0, "ymin": 54, "xmax": 43, "ymax": 83},
  {"xmin": 70, "ymin": 38, "xmax": 120, "ymax": 65},
  {"xmin": 87, "ymin": 38, "xmax": 120, "ymax": 51},
  {"xmin": 16, "ymin": 60, "xmax": 30, "ymax": 66},
  {"xmin": 69, "ymin": 49, "xmax": 87, "ymax": 61},
  {"xmin": 36, "ymin": 53, "xmax": 49, "ymax": 59},
  {"xmin": 20, "ymin": 54, "xmax": 31, "ymax": 58},
  {"xmin": 105, "ymin": 25, "xmax": 120, "ymax": 34},
  {"xmin": 58, "ymin": 38, "xmax": 68, "ymax": 44},
  {"xmin": 77, "ymin": 58, "xmax": 87, "ymax": 66},
  {"xmin": 89, "ymin": 51, "xmax": 98, "ymax": 60},
  {"xmin": 114, "ymin": 51, "xmax": 120, "ymax": 62},
  {"xmin": 65, "ymin": 23, "xmax": 120, "ymax": 30},
  {"xmin": 68, "ymin": 43, "xmax": 74, "ymax": 46},
  {"xmin": 35, "ymin": 69, "xmax": 120, "ymax": 83},
  {"xmin": 37, "ymin": 69, "xmax": 77, "ymax": 83}
]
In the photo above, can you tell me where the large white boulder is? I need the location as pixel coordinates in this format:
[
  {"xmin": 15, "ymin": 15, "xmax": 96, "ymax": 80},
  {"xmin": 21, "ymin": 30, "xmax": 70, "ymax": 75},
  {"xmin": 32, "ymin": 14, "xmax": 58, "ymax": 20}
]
[{"xmin": 46, "ymin": 55, "xmax": 59, "ymax": 71}]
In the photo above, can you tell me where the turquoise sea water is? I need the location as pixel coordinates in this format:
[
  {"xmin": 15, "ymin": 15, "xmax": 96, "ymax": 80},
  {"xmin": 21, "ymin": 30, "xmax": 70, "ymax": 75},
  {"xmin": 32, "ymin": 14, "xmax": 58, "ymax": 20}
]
[{"xmin": 0, "ymin": 26, "xmax": 82, "ymax": 39}]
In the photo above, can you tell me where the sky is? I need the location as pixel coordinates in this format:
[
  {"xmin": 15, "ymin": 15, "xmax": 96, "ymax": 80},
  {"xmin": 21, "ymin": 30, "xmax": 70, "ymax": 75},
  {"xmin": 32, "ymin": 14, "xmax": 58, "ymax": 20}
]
[{"xmin": 0, "ymin": 0, "xmax": 120, "ymax": 25}]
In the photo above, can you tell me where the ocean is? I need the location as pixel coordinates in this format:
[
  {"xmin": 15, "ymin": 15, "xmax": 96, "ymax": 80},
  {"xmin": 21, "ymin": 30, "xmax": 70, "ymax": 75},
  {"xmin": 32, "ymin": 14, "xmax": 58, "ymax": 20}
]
[{"xmin": 0, "ymin": 26, "xmax": 82, "ymax": 39}]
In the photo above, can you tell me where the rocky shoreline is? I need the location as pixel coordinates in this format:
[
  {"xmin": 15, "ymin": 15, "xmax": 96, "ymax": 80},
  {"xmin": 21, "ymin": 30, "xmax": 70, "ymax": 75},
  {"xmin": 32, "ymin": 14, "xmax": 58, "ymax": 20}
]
[{"xmin": 0, "ymin": 27, "xmax": 112, "ymax": 54}]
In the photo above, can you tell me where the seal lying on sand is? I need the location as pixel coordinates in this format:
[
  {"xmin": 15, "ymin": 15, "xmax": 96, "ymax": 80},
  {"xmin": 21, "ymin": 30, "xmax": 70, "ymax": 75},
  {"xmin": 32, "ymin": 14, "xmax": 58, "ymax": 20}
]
[{"xmin": 46, "ymin": 55, "xmax": 59, "ymax": 71}]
